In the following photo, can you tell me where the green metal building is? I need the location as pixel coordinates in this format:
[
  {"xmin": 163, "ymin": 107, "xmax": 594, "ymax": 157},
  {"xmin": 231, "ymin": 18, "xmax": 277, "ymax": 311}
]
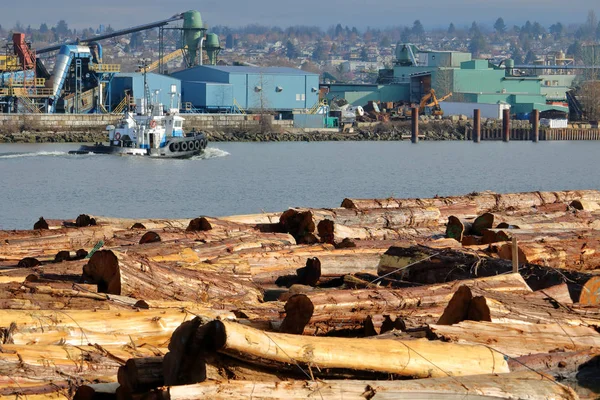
[{"xmin": 323, "ymin": 44, "xmax": 569, "ymax": 115}]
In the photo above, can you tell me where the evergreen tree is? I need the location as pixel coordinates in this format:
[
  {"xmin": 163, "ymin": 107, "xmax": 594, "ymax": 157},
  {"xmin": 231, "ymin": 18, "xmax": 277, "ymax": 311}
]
[
  {"xmin": 379, "ymin": 36, "xmax": 391, "ymax": 48},
  {"xmin": 549, "ymin": 22, "xmax": 564, "ymax": 39},
  {"xmin": 39, "ymin": 23, "xmax": 48, "ymax": 33},
  {"xmin": 334, "ymin": 23, "xmax": 343, "ymax": 37},
  {"xmin": 312, "ymin": 40, "xmax": 329, "ymax": 62},
  {"xmin": 493, "ymin": 18, "xmax": 506, "ymax": 34},
  {"xmin": 411, "ymin": 20, "xmax": 425, "ymax": 38},
  {"xmin": 285, "ymin": 40, "xmax": 298, "ymax": 59},
  {"xmin": 567, "ymin": 41, "xmax": 583, "ymax": 62},
  {"xmin": 524, "ymin": 50, "xmax": 537, "ymax": 64},
  {"xmin": 469, "ymin": 21, "xmax": 480, "ymax": 36},
  {"xmin": 447, "ymin": 23, "xmax": 456, "ymax": 35},
  {"xmin": 411, "ymin": 20, "xmax": 424, "ymax": 38},
  {"xmin": 226, "ymin": 33, "xmax": 235, "ymax": 49},
  {"xmin": 469, "ymin": 31, "xmax": 487, "ymax": 56},
  {"xmin": 360, "ymin": 46, "xmax": 369, "ymax": 61},
  {"xmin": 55, "ymin": 19, "xmax": 69, "ymax": 35},
  {"xmin": 512, "ymin": 47, "xmax": 524, "ymax": 65}
]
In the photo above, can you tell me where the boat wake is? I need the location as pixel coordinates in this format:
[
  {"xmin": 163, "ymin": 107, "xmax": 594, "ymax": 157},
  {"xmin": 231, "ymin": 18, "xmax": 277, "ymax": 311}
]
[
  {"xmin": 0, "ymin": 151, "xmax": 72, "ymax": 159},
  {"xmin": 192, "ymin": 147, "xmax": 230, "ymax": 160}
]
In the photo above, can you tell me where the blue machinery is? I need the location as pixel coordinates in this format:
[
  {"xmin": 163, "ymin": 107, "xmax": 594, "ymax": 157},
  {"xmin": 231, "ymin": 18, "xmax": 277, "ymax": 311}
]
[{"xmin": 1, "ymin": 13, "xmax": 191, "ymax": 113}]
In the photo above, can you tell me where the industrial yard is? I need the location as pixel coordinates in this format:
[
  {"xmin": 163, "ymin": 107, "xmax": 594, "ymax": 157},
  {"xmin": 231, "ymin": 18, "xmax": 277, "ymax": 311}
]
[{"xmin": 1, "ymin": 10, "xmax": 599, "ymax": 135}]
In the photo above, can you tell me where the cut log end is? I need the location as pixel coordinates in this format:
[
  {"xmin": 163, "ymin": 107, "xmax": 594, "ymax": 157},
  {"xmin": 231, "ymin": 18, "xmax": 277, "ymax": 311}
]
[
  {"xmin": 186, "ymin": 217, "xmax": 213, "ymax": 232},
  {"xmin": 33, "ymin": 216, "xmax": 49, "ymax": 230},
  {"xmin": 139, "ymin": 231, "xmax": 161, "ymax": 244},
  {"xmin": 76, "ymin": 214, "xmax": 97, "ymax": 227},
  {"xmin": 296, "ymin": 257, "xmax": 321, "ymax": 287},
  {"xmin": 18, "ymin": 257, "xmax": 41, "ymax": 268},
  {"xmin": 280, "ymin": 294, "xmax": 315, "ymax": 334},
  {"xmin": 82, "ymin": 250, "xmax": 121, "ymax": 295},
  {"xmin": 130, "ymin": 222, "xmax": 146, "ymax": 230}
]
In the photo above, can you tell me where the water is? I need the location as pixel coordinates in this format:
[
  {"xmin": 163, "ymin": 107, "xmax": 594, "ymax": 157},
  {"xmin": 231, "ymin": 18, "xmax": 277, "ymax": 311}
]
[{"xmin": 1, "ymin": 140, "xmax": 600, "ymax": 230}]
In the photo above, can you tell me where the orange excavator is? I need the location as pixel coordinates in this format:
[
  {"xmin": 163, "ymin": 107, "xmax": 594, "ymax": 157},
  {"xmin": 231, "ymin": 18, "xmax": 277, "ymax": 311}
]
[
  {"xmin": 402, "ymin": 89, "xmax": 452, "ymax": 118},
  {"xmin": 419, "ymin": 89, "xmax": 453, "ymax": 116}
]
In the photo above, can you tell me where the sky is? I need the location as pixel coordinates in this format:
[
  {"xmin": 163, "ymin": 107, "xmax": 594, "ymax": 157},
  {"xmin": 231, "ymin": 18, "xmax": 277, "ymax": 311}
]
[{"xmin": 0, "ymin": 0, "xmax": 599, "ymax": 31}]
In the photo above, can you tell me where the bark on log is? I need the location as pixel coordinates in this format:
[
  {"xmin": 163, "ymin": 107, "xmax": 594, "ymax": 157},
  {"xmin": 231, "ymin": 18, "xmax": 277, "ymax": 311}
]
[
  {"xmin": 377, "ymin": 245, "xmax": 595, "ymax": 301},
  {"xmin": 317, "ymin": 219, "xmax": 441, "ymax": 243},
  {"xmin": 429, "ymin": 321, "xmax": 600, "ymax": 357},
  {"xmin": 280, "ymin": 273, "xmax": 531, "ymax": 335},
  {"xmin": 342, "ymin": 189, "xmax": 600, "ymax": 212},
  {"xmin": 188, "ymin": 319, "xmax": 510, "ymax": 378},
  {"xmin": 496, "ymin": 232, "xmax": 600, "ymax": 271},
  {"xmin": 159, "ymin": 372, "xmax": 577, "ymax": 400},
  {"xmin": 82, "ymin": 249, "xmax": 263, "ymax": 304},
  {"xmin": 118, "ymin": 357, "xmax": 163, "ymax": 394},
  {"xmin": 280, "ymin": 207, "xmax": 441, "ymax": 243},
  {"xmin": 445, "ymin": 216, "xmax": 472, "ymax": 242},
  {"xmin": 74, "ymin": 383, "xmax": 119, "ymax": 400}
]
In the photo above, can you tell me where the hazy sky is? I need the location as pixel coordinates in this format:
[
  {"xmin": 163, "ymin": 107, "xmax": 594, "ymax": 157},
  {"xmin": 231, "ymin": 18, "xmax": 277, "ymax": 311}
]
[{"xmin": 0, "ymin": 0, "xmax": 599, "ymax": 31}]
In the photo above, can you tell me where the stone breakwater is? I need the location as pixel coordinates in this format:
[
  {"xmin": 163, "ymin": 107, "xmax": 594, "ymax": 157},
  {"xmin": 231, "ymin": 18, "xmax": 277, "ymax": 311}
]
[{"xmin": 0, "ymin": 113, "xmax": 541, "ymax": 143}]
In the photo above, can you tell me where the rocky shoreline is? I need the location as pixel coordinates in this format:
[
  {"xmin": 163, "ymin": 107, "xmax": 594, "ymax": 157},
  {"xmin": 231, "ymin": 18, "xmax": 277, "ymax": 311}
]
[{"xmin": 0, "ymin": 120, "xmax": 473, "ymax": 143}]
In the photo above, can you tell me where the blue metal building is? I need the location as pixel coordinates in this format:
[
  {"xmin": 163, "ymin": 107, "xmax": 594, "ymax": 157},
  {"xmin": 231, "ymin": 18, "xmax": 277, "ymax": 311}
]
[
  {"xmin": 109, "ymin": 73, "xmax": 181, "ymax": 111},
  {"xmin": 172, "ymin": 66, "xmax": 319, "ymax": 111}
]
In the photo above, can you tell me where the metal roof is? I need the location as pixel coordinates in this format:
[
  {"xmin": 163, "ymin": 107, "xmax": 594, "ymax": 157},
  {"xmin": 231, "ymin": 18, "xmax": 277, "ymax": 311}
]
[{"xmin": 189, "ymin": 65, "xmax": 318, "ymax": 76}]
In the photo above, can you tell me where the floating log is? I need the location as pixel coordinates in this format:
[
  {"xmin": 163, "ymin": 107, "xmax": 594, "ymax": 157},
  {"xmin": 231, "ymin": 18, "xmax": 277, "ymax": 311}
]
[
  {"xmin": 183, "ymin": 319, "xmax": 510, "ymax": 378},
  {"xmin": 159, "ymin": 372, "xmax": 577, "ymax": 400},
  {"xmin": 82, "ymin": 249, "xmax": 263, "ymax": 304}
]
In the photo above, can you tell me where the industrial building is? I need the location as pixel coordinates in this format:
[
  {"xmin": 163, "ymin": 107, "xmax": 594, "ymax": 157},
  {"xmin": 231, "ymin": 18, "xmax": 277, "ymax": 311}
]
[
  {"xmin": 172, "ymin": 66, "xmax": 319, "ymax": 113},
  {"xmin": 323, "ymin": 43, "xmax": 573, "ymax": 116}
]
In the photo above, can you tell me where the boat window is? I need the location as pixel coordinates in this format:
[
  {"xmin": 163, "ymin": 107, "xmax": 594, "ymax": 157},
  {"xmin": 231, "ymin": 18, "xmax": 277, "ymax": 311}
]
[{"xmin": 174, "ymin": 121, "xmax": 182, "ymax": 128}]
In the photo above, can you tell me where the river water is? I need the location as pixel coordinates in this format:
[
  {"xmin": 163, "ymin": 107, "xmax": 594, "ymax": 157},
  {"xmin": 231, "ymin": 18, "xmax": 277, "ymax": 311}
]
[{"xmin": 1, "ymin": 141, "xmax": 599, "ymax": 230}]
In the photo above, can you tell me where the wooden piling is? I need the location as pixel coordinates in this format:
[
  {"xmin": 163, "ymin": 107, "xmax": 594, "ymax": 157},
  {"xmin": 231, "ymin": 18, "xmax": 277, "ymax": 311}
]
[
  {"xmin": 531, "ymin": 110, "xmax": 539, "ymax": 142},
  {"xmin": 473, "ymin": 109, "xmax": 481, "ymax": 143},
  {"xmin": 411, "ymin": 107, "xmax": 419, "ymax": 144},
  {"xmin": 502, "ymin": 109, "xmax": 510, "ymax": 142}
]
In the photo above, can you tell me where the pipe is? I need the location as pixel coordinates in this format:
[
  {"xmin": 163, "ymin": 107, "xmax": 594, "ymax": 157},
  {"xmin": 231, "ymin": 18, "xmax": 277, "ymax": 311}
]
[
  {"xmin": 51, "ymin": 45, "xmax": 91, "ymax": 98},
  {"xmin": 37, "ymin": 14, "xmax": 185, "ymax": 54},
  {"xmin": 199, "ymin": 37, "xmax": 205, "ymax": 66}
]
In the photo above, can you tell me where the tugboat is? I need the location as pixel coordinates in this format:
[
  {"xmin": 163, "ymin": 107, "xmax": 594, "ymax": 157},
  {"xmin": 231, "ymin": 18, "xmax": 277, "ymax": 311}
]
[{"xmin": 70, "ymin": 108, "xmax": 207, "ymax": 158}]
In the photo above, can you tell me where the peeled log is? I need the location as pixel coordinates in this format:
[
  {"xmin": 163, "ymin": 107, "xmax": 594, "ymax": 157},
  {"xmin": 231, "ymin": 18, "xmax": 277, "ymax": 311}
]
[
  {"xmin": 280, "ymin": 207, "xmax": 440, "ymax": 243},
  {"xmin": 317, "ymin": 219, "xmax": 441, "ymax": 243},
  {"xmin": 190, "ymin": 319, "xmax": 509, "ymax": 378},
  {"xmin": 496, "ymin": 233, "xmax": 600, "ymax": 271},
  {"xmin": 429, "ymin": 321, "xmax": 600, "ymax": 357},
  {"xmin": 82, "ymin": 250, "xmax": 263, "ymax": 304},
  {"xmin": 580, "ymin": 276, "xmax": 600, "ymax": 306},
  {"xmin": 280, "ymin": 273, "xmax": 531, "ymax": 335},
  {"xmin": 342, "ymin": 190, "xmax": 600, "ymax": 212},
  {"xmin": 161, "ymin": 372, "xmax": 577, "ymax": 400}
]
